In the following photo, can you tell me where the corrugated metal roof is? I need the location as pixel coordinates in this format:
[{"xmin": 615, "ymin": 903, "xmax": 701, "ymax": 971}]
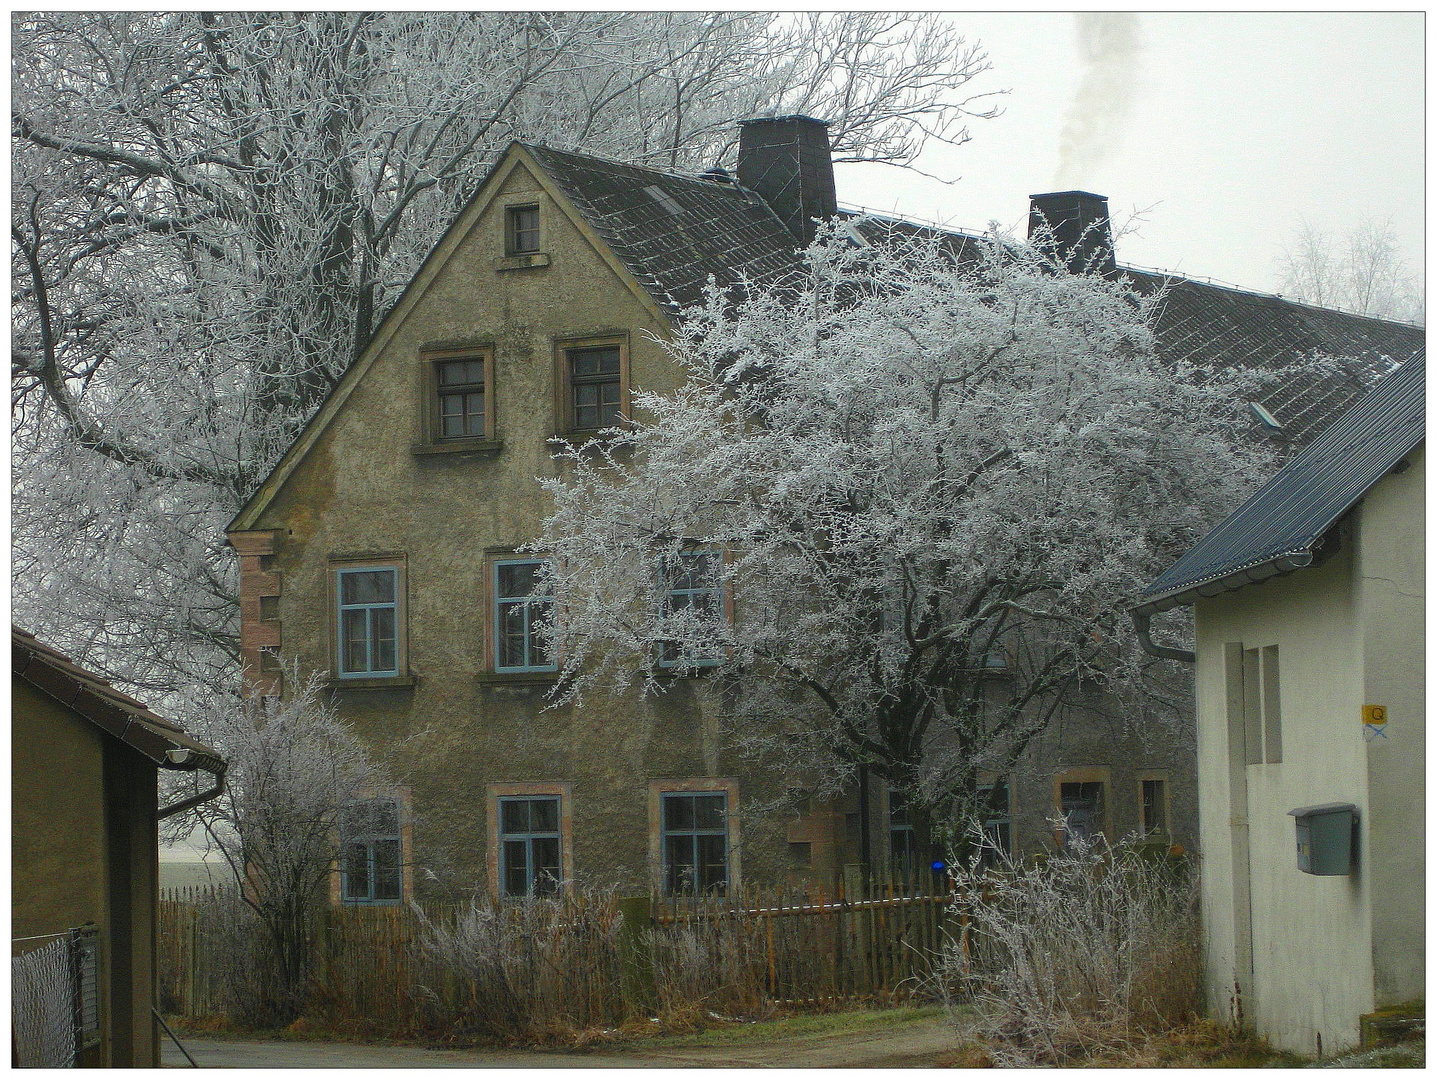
[
  {"xmin": 1134, "ymin": 349, "xmax": 1425, "ymax": 614},
  {"xmin": 13, "ymin": 626, "xmax": 225, "ymax": 771}
]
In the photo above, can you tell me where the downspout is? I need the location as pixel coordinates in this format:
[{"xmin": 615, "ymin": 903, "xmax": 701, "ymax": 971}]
[
  {"xmin": 157, "ymin": 750, "xmax": 227, "ymax": 821},
  {"xmin": 1131, "ymin": 610, "xmax": 1195, "ymax": 664}
]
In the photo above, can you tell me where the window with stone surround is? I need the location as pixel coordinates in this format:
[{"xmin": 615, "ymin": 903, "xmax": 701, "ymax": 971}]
[
  {"xmin": 498, "ymin": 794, "xmax": 563, "ymax": 897},
  {"xmin": 339, "ymin": 796, "xmax": 404, "ymax": 905},
  {"xmin": 493, "ymin": 559, "xmax": 556, "ymax": 673},
  {"xmin": 330, "ymin": 557, "xmax": 408, "ymax": 684},
  {"xmin": 556, "ymin": 336, "xmax": 628, "ymax": 437},
  {"xmin": 649, "ymin": 779, "xmax": 740, "ymax": 895}
]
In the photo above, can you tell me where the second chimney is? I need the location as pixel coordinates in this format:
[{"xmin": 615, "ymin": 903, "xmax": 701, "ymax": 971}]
[
  {"xmin": 1028, "ymin": 191, "xmax": 1117, "ymax": 274},
  {"xmin": 737, "ymin": 116, "xmax": 838, "ymax": 246}
]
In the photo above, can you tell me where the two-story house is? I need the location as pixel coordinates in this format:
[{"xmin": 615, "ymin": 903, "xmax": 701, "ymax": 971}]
[{"xmin": 225, "ymin": 116, "xmax": 1422, "ymax": 901}]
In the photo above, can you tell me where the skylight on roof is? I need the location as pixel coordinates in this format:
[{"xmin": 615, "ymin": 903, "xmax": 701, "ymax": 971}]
[
  {"xmin": 642, "ymin": 185, "xmax": 684, "ymax": 217},
  {"xmin": 1249, "ymin": 401, "xmax": 1283, "ymax": 432},
  {"xmin": 838, "ymin": 221, "xmax": 869, "ymax": 248}
]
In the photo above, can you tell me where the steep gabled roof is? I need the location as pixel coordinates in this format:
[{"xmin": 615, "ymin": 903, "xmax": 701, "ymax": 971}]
[
  {"xmin": 532, "ymin": 141, "xmax": 1421, "ymax": 439},
  {"xmin": 13, "ymin": 626, "xmax": 225, "ymax": 772},
  {"xmin": 1128, "ymin": 273, "xmax": 1420, "ymax": 442},
  {"xmin": 228, "ymin": 138, "xmax": 1424, "ymax": 536},
  {"xmin": 1133, "ymin": 349, "xmax": 1425, "ymax": 615},
  {"xmin": 524, "ymin": 144, "xmax": 804, "ymax": 315}
]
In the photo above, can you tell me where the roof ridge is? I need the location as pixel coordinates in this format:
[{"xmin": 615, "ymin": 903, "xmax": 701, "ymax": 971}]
[{"xmin": 519, "ymin": 142, "xmax": 742, "ymax": 193}]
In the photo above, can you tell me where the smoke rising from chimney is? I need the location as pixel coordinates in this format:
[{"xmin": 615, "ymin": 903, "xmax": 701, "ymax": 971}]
[{"xmin": 1055, "ymin": 13, "xmax": 1143, "ymax": 189}]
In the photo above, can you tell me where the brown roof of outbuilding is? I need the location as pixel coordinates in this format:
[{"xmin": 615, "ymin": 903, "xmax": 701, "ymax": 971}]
[{"xmin": 13, "ymin": 626, "xmax": 224, "ymax": 772}]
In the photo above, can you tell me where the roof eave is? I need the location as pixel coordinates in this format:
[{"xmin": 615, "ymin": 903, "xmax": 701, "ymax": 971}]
[{"xmin": 1131, "ymin": 549, "xmax": 1317, "ymax": 616}]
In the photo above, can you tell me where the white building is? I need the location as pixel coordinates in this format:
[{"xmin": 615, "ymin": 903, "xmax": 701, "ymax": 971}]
[{"xmin": 1133, "ymin": 352, "xmax": 1424, "ymax": 1056}]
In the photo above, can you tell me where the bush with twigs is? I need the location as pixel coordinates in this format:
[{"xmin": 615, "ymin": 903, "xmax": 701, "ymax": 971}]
[{"xmin": 941, "ymin": 834, "xmax": 1201, "ymax": 1066}]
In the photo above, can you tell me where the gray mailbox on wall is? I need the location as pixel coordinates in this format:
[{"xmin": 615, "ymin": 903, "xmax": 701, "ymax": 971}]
[{"xmin": 1288, "ymin": 803, "xmax": 1358, "ymax": 875}]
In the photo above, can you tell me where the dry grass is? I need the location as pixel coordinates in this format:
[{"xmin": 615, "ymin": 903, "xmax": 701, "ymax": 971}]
[{"xmin": 942, "ymin": 835, "xmax": 1204, "ymax": 1066}]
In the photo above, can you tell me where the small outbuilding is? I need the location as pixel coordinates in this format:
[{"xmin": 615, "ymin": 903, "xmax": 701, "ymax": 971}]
[
  {"xmin": 11, "ymin": 627, "xmax": 226, "ymax": 1067},
  {"xmin": 1132, "ymin": 352, "xmax": 1424, "ymax": 1055}
]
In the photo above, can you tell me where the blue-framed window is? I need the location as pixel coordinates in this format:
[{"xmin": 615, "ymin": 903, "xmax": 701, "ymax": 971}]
[
  {"xmin": 661, "ymin": 792, "xmax": 728, "ymax": 894},
  {"xmin": 659, "ymin": 551, "xmax": 723, "ymax": 669},
  {"xmin": 498, "ymin": 795, "xmax": 562, "ymax": 897},
  {"xmin": 336, "ymin": 567, "xmax": 399, "ymax": 677},
  {"xmin": 494, "ymin": 559, "xmax": 556, "ymax": 673},
  {"xmin": 340, "ymin": 798, "xmax": 403, "ymax": 904}
]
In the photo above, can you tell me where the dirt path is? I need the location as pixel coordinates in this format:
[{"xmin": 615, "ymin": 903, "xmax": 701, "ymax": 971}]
[{"xmin": 162, "ymin": 1013, "xmax": 971, "ymax": 1068}]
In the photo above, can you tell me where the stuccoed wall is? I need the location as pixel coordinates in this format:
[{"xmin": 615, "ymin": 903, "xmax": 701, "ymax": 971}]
[
  {"xmin": 241, "ymin": 150, "xmax": 1201, "ymax": 894},
  {"xmin": 248, "ymin": 158, "xmax": 793, "ymax": 894},
  {"xmin": 12, "ymin": 678, "xmax": 108, "ymax": 938},
  {"xmin": 12, "ymin": 679, "xmax": 163, "ymax": 1066},
  {"xmin": 1355, "ymin": 445, "xmax": 1424, "ymax": 1007},
  {"xmin": 1192, "ymin": 448, "xmax": 1424, "ymax": 1056}
]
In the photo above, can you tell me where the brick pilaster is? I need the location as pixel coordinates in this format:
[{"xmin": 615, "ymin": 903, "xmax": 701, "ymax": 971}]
[{"xmin": 229, "ymin": 529, "xmax": 283, "ymax": 698}]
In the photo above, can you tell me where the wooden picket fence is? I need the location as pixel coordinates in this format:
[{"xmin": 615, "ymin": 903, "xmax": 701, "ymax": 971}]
[{"xmin": 157, "ymin": 876, "xmax": 973, "ymax": 1035}]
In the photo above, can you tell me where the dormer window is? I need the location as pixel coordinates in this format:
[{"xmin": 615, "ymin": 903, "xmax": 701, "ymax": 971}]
[{"xmin": 506, "ymin": 204, "xmax": 540, "ymax": 255}]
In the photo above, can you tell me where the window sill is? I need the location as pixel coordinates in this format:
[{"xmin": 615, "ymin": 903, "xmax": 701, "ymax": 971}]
[
  {"xmin": 495, "ymin": 253, "xmax": 551, "ymax": 271},
  {"xmin": 477, "ymin": 671, "xmax": 559, "ymax": 686},
  {"xmin": 330, "ymin": 674, "xmax": 417, "ymax": 690},
  {"xmin": 550, "ymin": 431, "xmax": 632, "ymax": 455},
  {"xmin": 653, "ymin": 665, "xmax": 721, "ymax": 680},
  {"xmin": 412, "ymin": 438, "xmax": 503, "ymax": 457}
]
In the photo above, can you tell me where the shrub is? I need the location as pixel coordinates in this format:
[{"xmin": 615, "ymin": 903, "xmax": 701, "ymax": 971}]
[
  {"xmin": 942, "ymin": 835, "xmax": 1201, "ymax": 1066},
  {"xmin": 411, "ymin": 888, "xmax": 626, "ymax": 1042}
]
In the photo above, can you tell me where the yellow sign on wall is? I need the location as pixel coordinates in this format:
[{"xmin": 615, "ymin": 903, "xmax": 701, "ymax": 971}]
[{"xmin": 1362, "ymin": 704, "xmax": 1387, "ymax": 726}]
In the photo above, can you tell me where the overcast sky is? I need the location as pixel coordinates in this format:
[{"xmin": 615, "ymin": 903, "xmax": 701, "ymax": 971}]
[{"xmin": 833, "ymin": 11, "xmax": 1424, "ymax": 301}]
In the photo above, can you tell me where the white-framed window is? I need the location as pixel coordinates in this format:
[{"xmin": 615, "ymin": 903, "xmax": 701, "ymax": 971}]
[
  {"xmin": 888, "ymin": 787, "xmax": 918, "ymax": 874},
  {"xmin": 498, "ymin": 794, "xmax": 563, "ymax": 897},
  {"xmin": 493, "ymin": 559, "xmax": 556, "ymax": 673},
  {"xmin": 339, "ymin": 797, "xmax": 403, "ymax": 905},
  {"xmin": 335, "ymin": 565, "xmax": 400, "ymax": 678}
]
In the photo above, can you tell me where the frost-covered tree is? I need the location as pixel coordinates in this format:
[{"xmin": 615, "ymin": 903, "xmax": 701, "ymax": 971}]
[
  {"xmin": 174, "ymin": 669, "xmax": 389, "ymax": 1023},
  {"xmin": 12, "ymin": 11, "xmax": 999, "ymax": 701},
  {"xmin": 1278, "ymin": 218, "xmax": 1423, "ymax": 325},
  {"xmin": 536, "ymin": 225, "xmax": 1282, "ymax": 846},
  {"xmin": 176, "ymin": 672, "xmax": 393, "ymax": 1022}
]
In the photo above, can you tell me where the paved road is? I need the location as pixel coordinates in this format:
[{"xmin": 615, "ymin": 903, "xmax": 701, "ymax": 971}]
[{"xmin": 162, "ymin": 1016, "xmax": 967, "ymax": 1069}]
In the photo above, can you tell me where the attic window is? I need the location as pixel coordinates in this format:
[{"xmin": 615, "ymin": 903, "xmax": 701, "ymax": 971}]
[
  {"xmin": 642, "ymin": 185, "xmax": 684, "ymax": 217},
  {"xmin": 506, "ymin": 205, "xmax": 540, "ymax": 255}
]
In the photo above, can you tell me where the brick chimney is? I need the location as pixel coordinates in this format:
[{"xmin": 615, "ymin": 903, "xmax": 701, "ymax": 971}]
[
  {"xmin": 1028, "ymin": 191, "xmax": 1117, "ymax": 274},
  {"xmin": 737, "ymin": 116, "xmax": 838, "ymax": 246}
]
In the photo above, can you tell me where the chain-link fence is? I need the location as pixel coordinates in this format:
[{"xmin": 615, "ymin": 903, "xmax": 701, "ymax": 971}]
[{"xmin": 12, "ymin": 926, "xmax": 100, "ymax": 1068}]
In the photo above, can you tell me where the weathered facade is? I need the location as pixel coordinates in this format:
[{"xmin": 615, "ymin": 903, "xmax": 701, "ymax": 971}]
[
  {"xmin": 12, "ymin": 628, "xmax": 224, "ymax": 1067},
  {"xmin": 227, "ymin": 117, "xmax": 1423, "ymax": 901},
  {"xmin": 1135, "ymin": 355, "xmax": 1425, "ymax": 1055}
]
